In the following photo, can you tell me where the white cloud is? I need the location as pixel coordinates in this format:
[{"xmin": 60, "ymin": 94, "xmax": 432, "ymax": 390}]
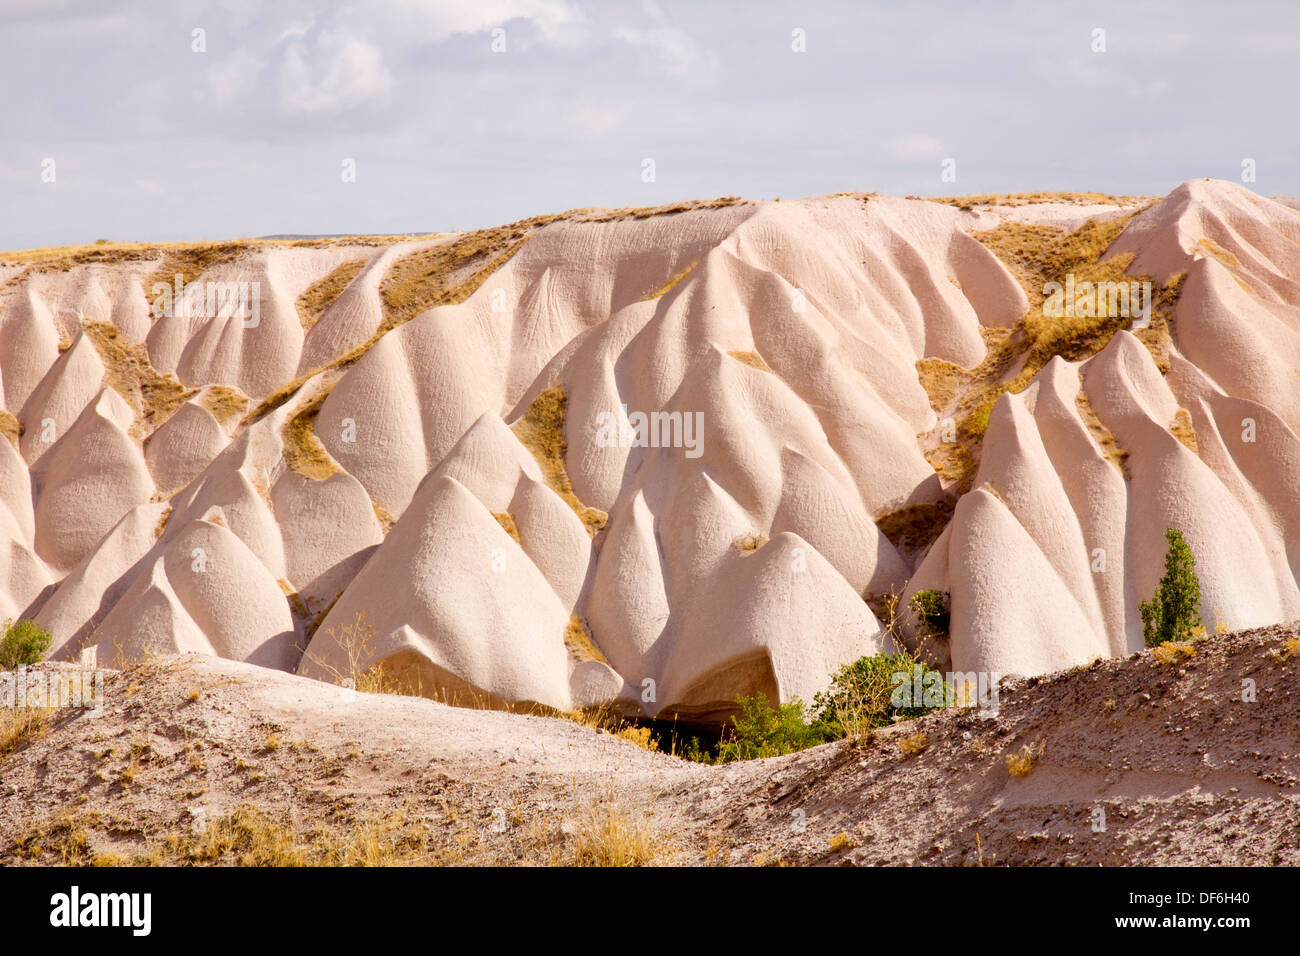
[
  {"xmin": 276, "ymin": 30, "xmax": 394, "ymax": 113},
  {"xmin": 890, "ymin": 134, "xmax": 943, "ymax": 160}
]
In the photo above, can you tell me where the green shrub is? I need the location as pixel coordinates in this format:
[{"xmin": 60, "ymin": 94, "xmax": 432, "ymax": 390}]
[
  {"xmin": 0, "ymin": 618, "xmax": 52, "ymax": 669},
  {"xmin": 909, "ymin": 589, "xmax": 951, "ymax": 637},
  {"xmin": 1140, "ymin": 528, "xmax": 1203, "ymax": 648},
  {"xmin": 715, "ymin": 694, "xmax": 829, "ymax": 763},
  {"xmin": 812, "ymin": 652, "xmax": 948, "ymax": 737}
]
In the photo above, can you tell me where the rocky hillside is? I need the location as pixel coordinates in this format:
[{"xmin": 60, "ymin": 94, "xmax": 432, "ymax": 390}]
[
  {"xmin": 1, "ymin": 181, "xmax": 1298, "ymax": 722},
  {"xmin": 2, "ymin": 621, "xmax": 1297, "ymax": 865}
]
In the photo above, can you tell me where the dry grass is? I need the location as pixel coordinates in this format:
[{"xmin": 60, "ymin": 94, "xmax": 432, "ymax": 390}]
[
  {"xmin": 1, "ymin": 707, "xmax": 55, "ymax": 763},
  {"xmin": 511, "ymin": 384, "xmax": 607, "ymax": 535},
  {"xmin": 196, "ymin": 385, "xmax": 249, "ymax": 430},
  {"xmin": 732, "ymin": 532, "xmax": 769, "ymax": 555},
  {"xmin": 296, "ymin": 258, "xmax": 367, "ymax": 331},
  {"xmin": 564, "ymin": 615, "xmax": 608, "ymax": 664},
  {"xmin": 1075, "ymin": 385, "xmax": 1129, "ymax": 477},
  {"xmin": 828, "ymin": 832, "xmax": 857, "ymax": 852},
  {"xmin": 1152, "ymin": 641, "xmax": 1197, "ymax": 666},
  {"xmin": 925, "ymin": 192, "xmax": 1152, "ymax": 210},
  {"xmin": 615, "ymin": 725, "xmax": 658, "ymax": 750},
  {"xmin": 1194, "ymin": 237, "xmax": 1242, "ymax": 270},
  {"xmin": 566, "ymin": 793, "xmax": 665, "ymax": 866},
  {"xmin": 727, "ymin": 349, "xmax": 772, "ymax": 372},
  {"xmin": 382, "ymin": 226, "xmax": 538, "ymax": 327},
  {"xmin": 281, "ymin": 390, "xmax": 340, "ymax": 480},
  {"xmin": 898, "ymin": 732, "xmax": 928, "ymax": 757},
  {"xmin": 914, "ymin": 211, "xmax": 1182, "ymax": 490},
  {"xmin": 145, "ymin": 242, "xmax": 252, "ymax": 299},
  {"xmin": 644, "ymin": 261, "xmax": 697, "ymax": 300},
  {"xmin": 915, "ymin": 357, "xmax": 968, "ymax": 412},
  {"xmin": 300, "ymin": 610, "xmax": 423, "ymax": 698},
  {"xmin": 154, "ymin": 506, "xmax": 172, "ymax": 539},
  {"xmin": 1170, "ymin": 408, "xmax": 1199, "ymax": 453},
  {"xmin": 0, "ymin": 409, "xmax": 20, "ymax": 447},
  {"xmin": 81, "ymin": 320, "xmax": 194, "ymax": 439},
  {"xmin": 492, "ymin": 511, "xmax": 521, "ymax": 544},
  {"xmin": 1005, "ymin": 741, "xmax": 1045, "ymax": 777}
]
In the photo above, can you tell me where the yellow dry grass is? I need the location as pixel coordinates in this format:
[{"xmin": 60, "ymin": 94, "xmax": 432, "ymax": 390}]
[
  {"xmin": 644, "ymin": 261, "xmax": 696, "ymax": 300},
  {"xmin": 1170, "ymin": 408, "xmax": 1199, "ymax": 453},
  {"xmin": 145, "ymin": 242, "xmax": 252, "ymax": 299},
  {"xmin": 81, "ymin": 320, "xmax": 194, "ymax": 438},
  {"xmin": 0, "ymin": 409, "xmax": 20, "ymax": 447},
  {"xmin": 567, "ymin": 794, "xmax": 664, "ymax": 867},
  {"xmin": 1005, "ymin": 741, "xmax": 1045, "ymax": 777},
  {"xmin": 732, "ymin": 532, "xmax": 769, "ymax": 555},
  {"xmin": 898, "ymin": 732, "xmax": 928, "ymax": 756},
  {"xmin": 511, "ymin": 385, "xmax": 607, "ymax": 535},
  {"xmin": 296, "ymin": 258, "xmax": 367, "ymax": 331},
  {"xmin": 280, "ymin": 391, "xmax": 340, "ymax": 480},
  {"xmin": 1075, "ymin": 385, "xmax": 1129, "ymax": 476},
  {"xmin": 492, "ymin": 511, "xmax": 521, "ymax": 544},
  {"xmin": 1152, "ymin": 641, "xmax": 1197, "ymax": 666},
  {"xmin": 196, "ymin": 384, "xmax": 250, "ymax": 430},
  {"xmin": 1, "ymin": 707, "xmax": 55, "ymax": 763},
  {"xmin": 925, "ymin": 191, "xmax": 1153, "ymax": 210},
  {"xmin": 564, "ymin": 615, "xmax": 608, "ymax": 664},
  {"xmin": 727, "ymin": 349, "xmax": 772, "ymax": 372}
]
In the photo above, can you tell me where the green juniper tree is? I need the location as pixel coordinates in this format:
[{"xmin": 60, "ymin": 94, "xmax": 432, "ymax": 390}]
[{"xmin": 1139, "ymin": 528, "xmax": 1203, "ymax": 647}]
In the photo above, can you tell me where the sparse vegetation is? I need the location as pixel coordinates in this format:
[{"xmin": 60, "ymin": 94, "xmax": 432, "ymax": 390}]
[
  {"xmin": 0, "ymin": 409, "xmax": 20, "ymax": 447},
  {"xmin": 1140, "ymin": 528, "xmax": 1203, "ymax": 648},
  {"xmin": 0, "ymin": 707, "xmax": 55, "ymax": 763},
  {"xmin": 296, "ymin": 258, "xmax": 367, "ymax": 331},
  {"xmin": 1152, "ymin": 641, "xmax": 1197, "ymax": 666},
  {"xmin": 726, "ymin": 349, "xmax": 771, "ymax": 372},
  {"xmin": 492, "ymin": 511, "xmax": 521, "ymax": 544},
  {"xmin": 563, "ymin": 615, "xmax": 608, "ymax": 664},
  {"xmin": 566, "ymin": 793, "xmax": 666, "ymax": 866},
  {"xmin": 898, "ymin": 732, "xmax": 928, "ymax": 756},
  {"xmin": 909, "ymin": 589, "xmax": 951, "ymax": 639},
  {"xmin": 196, "ymin": 385, "xmax": 250, "ymax": 430},
  {"xmin": 812, "ymin": 652, "xmax": 946, "ymax": 739},
  {"xmin": 715, "ymin": 694, "xmax": 828, "ymax": 763},
  {"xmin": 511, "ymin": 385, "xmax": 607, "ymax": 535},
  {"xmin": 1005, "ymin": 741, "xmax": 1044, "ymax": 777},
  {"xmin": 281, "ymin": 390, "xmax": 340, "ymax": 480},
  {"xmin": 732, "ymin": 532, "xmax": 768, "ymax": 554},
  {"xmin": 0, "ymin": 617, "xmax": 52, "ymax": 668},
  {"xmin": 82, "ymin": 321, "xmax": 194, "ymax": 439}
]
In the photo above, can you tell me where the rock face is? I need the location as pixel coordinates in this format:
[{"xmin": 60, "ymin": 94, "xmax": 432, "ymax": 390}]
[{"xmin": 2, "ymin": 180, "xmax": 1297, "ymax": 720}]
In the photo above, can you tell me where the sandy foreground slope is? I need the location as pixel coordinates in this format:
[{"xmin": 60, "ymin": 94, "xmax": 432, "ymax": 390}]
[
  {"xmin": 2, "ymin": 181, "xmax": 1299, "ymax": 724},
  {"xmin": 2, "ymin": 621, "xmax": 1297, "ymax": 866}
]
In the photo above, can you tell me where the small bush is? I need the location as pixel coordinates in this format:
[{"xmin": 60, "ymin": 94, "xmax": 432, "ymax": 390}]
[
  {"xmin": 909, "ymin": 589, "xmax": 951, "ymax": 637},
  {"xmin": 1005, "ymin": 742, "xmax": 1044, "ymax": 777},
  {"xmin": 812, "ymin": 652, "xmax": 946, "ymax": 737},
  {"xmin": 715, "ymin": 694, "xmax": 829, "ymax": 763},
  {"xmin": 1151, "ymin": 641, "xmax": 1196, "ymax": 666},
  {"xmin": 0, "ymin": 618, "xmax": 52, "ymax": 669},
  {"xmin": 1140, "ymin": 528, "xmax": 1202, "ymax": 648},
  {"xmin": 898, "ymin": 732, "xmax": 928, "ymax": 756}
]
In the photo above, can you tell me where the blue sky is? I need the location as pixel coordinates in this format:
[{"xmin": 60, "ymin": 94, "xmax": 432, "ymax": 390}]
[{"xmin": 1, "ymin": 0, "xmax": 1296, "ymax": 249}]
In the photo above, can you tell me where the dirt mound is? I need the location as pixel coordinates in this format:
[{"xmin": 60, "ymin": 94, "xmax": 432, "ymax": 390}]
[{"xmin": 2, "ymin": 621, "xmax": 1297, "ymax": 865}]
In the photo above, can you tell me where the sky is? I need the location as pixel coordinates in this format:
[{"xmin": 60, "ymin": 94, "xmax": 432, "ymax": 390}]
[{"xmin": 1, "ymin": 0, "xmax": 1297, "ymax": 250}]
